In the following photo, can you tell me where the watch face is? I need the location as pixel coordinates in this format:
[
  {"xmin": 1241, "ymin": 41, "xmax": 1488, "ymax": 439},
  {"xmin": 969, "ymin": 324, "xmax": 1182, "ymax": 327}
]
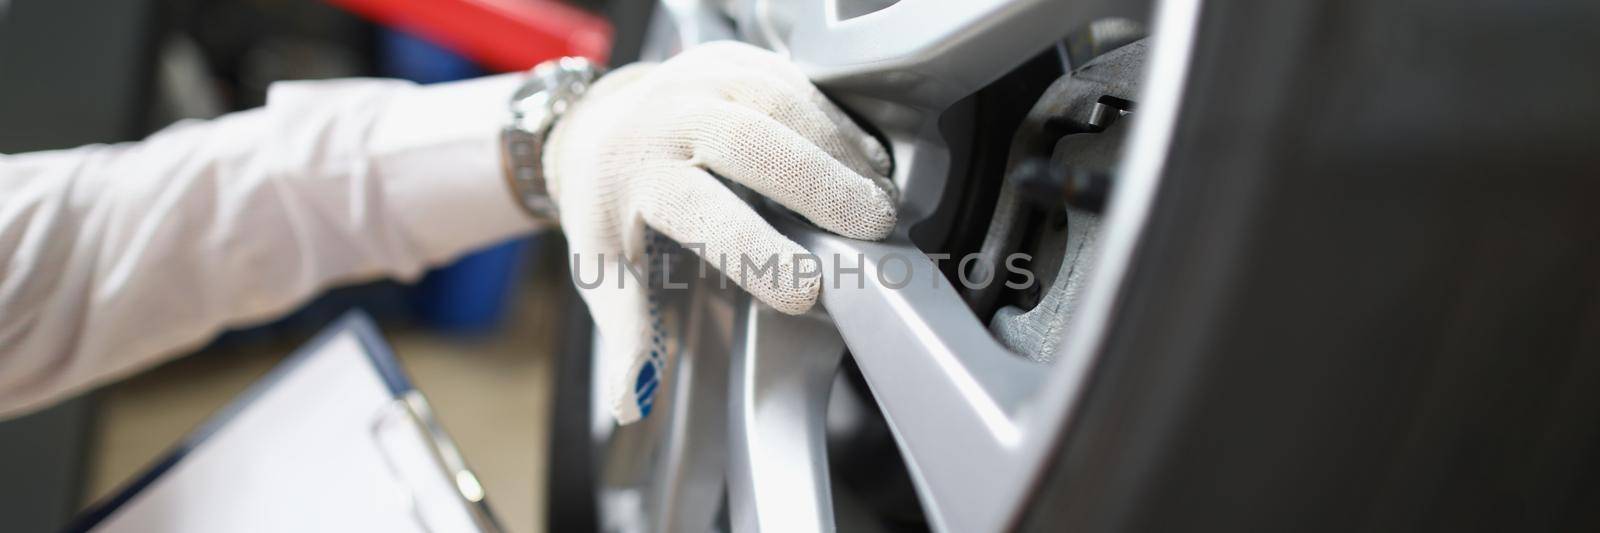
[
  {"xmin": 510, "ymin": 93, "xmax": 555, "ymax": 132},
  {"xmin": 510, "ymin": 58, "xmax": 599, "ymax": 132}
]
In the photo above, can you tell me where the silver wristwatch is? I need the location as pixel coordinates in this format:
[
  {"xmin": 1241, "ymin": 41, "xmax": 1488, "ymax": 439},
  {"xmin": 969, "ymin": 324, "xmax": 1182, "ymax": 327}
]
[{"xmin": 501, "ymin": 56, "xmax": 601, "ymax": 224}]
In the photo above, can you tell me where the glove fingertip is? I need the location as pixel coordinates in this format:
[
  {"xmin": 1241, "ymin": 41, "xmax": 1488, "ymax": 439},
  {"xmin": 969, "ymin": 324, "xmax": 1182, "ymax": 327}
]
[
  {"xmin": 835, "ymin": 186, "xmax": 898, "ymax": 241},
  {"xmin": 612, "ymin": 402, "xmax": 643, "ymax": 425}
]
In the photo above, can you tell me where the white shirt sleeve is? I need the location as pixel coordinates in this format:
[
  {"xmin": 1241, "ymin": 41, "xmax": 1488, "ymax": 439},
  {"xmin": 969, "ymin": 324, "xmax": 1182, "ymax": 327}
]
[{"xmin": 0, "ymin": 73, "xmax": 538, "ymax": 418}]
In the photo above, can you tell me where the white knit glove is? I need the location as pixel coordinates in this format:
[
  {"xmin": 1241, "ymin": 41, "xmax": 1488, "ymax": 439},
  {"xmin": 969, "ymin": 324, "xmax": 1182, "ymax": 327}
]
[{"xmin": 544, "ymin": 41, "xmax": 896, "ymax": 423}]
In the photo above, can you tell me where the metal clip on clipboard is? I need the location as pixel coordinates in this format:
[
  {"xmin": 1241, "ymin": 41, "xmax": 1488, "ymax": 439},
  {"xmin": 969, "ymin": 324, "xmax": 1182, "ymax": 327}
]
[{"xmin": 370, "ymin": 391, "xmax": 502, "ymax": 533}]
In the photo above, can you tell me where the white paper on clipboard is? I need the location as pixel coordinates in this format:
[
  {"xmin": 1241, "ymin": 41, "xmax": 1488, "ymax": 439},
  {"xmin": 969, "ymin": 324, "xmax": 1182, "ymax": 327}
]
[{"xmin": 69, "ymin": 312, "xmax": 502, "ymax": 533}]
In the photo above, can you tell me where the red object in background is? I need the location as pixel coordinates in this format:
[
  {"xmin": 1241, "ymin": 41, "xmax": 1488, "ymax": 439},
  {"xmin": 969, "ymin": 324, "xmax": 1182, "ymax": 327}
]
[{"xmin": 326, "ymin": 0, "xmax": 612, "ymax": 71}]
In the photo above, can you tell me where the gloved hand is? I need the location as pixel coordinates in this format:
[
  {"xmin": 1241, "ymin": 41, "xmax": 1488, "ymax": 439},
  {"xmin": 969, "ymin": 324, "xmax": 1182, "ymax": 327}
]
[{"xmin": 545, "ymin": 41, "xmax": 896, "ymax": 423}]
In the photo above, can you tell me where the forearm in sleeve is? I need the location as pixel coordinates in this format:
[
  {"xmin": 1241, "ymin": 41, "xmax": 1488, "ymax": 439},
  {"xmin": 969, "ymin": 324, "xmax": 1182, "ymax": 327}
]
[{"xmin": 0, "ymin": 73, "xmax": 534, "ymax": 418}]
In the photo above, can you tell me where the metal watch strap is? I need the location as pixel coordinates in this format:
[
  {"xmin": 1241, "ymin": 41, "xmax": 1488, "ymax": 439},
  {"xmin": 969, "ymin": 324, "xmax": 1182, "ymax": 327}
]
[
  {"xmin": 501, "ymin": 125, "xmax": 559, "ymax": 223},
  {"xmin": 501, "ymin": 56, "xmax": 600, "ymax": 224}
]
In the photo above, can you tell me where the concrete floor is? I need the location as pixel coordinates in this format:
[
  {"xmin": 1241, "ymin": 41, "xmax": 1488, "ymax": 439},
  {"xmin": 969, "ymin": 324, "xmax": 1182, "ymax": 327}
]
[{"xmin": 80, "ymin": 260, "xmax": 567, "ymax": 533}]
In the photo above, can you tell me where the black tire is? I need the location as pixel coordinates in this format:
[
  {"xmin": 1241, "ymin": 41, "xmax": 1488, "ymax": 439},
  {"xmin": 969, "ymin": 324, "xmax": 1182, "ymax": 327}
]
[{"xmin": 1019, "ymin": 1, "xmax": 1600, "ymax": 531}]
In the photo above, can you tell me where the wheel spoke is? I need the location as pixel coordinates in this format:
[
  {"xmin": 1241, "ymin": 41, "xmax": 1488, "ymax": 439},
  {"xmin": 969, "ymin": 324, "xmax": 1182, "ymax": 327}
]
[
  {"xmin": 599, "ymin": 283, "xmax": 739, "ymax": 533},
  {"xmin": 745, "ymin": 0, "xmax": 1151, "ymax": 108},
  {"xmin": 727, "ymin": 298, "xmax": 845, "ymax": 532},
  {"xmin": 777, "ymin": 217, "xmax": 1053, "ymax": 533},
  {"xmin": 649, "ymin": 293, "xmax": 737, "ymax": 532}
]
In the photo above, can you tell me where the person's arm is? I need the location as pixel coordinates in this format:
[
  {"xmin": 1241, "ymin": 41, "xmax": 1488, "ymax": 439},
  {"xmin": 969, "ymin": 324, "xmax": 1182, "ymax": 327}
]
[{"xmin": 0, "ymin": 74, "xmax": 534, "ymax": 418}]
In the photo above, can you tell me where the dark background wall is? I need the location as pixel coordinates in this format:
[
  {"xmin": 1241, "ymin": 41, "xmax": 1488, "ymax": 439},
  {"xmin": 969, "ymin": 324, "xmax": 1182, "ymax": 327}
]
[{"xmin": 0, "ymin": 1, "xmax": 155, "ymax": 530}]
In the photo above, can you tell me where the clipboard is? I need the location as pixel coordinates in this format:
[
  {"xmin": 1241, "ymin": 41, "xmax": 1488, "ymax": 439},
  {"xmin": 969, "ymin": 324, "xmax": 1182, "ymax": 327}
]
[{"xmin": 68, "ymin": 311, "xmax": 504, "ymax": 533}]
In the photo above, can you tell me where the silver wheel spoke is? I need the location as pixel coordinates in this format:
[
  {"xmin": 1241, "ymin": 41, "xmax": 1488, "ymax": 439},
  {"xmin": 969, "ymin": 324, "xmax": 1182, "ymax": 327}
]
[
  {"xmin": 728, "ymin": 298, "xmax": 845, "ymax": 532},
  {"xmin": 598, "ymin": 285, "xmax": 739, "ymax": 533},
  {"xmin": 777, "ymin": 219, "xmax": 1054, "ymax": 533},
  {"xmin": 744, "ymin": 0, "xmax": 1151, "ymax": 108},
  {"xmin": 648, "ymin": 298, "xmax": 735, "ymax": 532}
]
